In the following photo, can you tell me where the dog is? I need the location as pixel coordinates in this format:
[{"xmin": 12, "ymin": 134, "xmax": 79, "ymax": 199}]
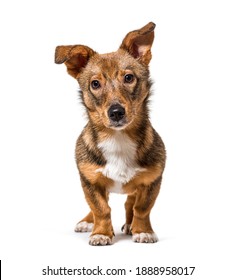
[{"xmin": 55, "ymin": 22, "xmax": 166, "ymax": 245}]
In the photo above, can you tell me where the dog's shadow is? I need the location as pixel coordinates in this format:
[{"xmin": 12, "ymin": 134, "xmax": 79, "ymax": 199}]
[{"xmin": 114, "ymin": 231, "xmax": 132, "ymax": 243}]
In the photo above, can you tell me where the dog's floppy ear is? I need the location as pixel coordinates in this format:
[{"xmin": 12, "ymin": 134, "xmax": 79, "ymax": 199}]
[
  {"xmin": 120, "ymin": 22, "xmax": 155, "ymax": 66},
  {"xmin": 55, "ymin": 45, "xmax": 96, "ymax": 79}
]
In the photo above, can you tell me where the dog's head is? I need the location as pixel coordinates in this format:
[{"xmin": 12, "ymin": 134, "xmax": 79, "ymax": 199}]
[{"xmin": 55, "ymin": 22, "xmax": 155, "ymax": 130}]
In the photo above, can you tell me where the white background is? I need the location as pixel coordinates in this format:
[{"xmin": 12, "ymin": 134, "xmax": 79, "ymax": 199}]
[{"xmin": 0, "ymin": 0, "xmax": 235, "ymax": 279}]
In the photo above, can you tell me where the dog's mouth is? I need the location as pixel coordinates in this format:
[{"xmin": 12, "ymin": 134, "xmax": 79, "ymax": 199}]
[{"xmin": 109, "ymin": 120, "xmax": 128, "ymax": 130}]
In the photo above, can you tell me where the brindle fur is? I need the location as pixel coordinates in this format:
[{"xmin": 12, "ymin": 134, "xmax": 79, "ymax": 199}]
[{"xmin": 55, "ymin": 22, "xmax": 166, "ymax": 245}]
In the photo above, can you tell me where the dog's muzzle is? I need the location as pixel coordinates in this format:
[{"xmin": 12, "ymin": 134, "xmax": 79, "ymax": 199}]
[{"xmin": 108, "ymin": 104, "xmax": 126, "ymax": 128}]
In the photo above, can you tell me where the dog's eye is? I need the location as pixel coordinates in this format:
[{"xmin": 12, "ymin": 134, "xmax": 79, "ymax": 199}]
[
  {"xmin": 124, "ymin": 74, "xmax": 134, "ymax": 83},
  {"xmin": 91, "ymin": 80, "xmax": 101, "ymax": 89}
]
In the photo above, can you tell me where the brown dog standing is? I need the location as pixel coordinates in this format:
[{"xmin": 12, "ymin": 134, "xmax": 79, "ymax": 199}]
[{"xmin": 55, "ymin": 22, "xmax": 166, "ymax": 245}]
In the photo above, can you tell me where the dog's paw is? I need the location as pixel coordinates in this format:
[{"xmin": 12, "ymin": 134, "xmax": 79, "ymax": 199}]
[
  {"xmin": 132, "ymin": 232, "xmax": 158, "ymax": 243},
  {"xmin": 74, "ymin": 221, "xmax": 94, "ymax": 232},
  {"xmin": 121, "ymin": 224, "xmax": 132, "ymax": 235},
  {"xmin": 89, "ymin": 234, "xmax": 113, "ymax": 246}
]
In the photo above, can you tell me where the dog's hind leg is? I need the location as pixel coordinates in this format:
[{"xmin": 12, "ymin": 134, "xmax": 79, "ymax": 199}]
[
  {"xmin": 74, "ymin": 211, "xmax": 94, "ymax": 232},
  {"xmin": 122, "ymin": 194, "xmax": 136, "ymax": 235}
]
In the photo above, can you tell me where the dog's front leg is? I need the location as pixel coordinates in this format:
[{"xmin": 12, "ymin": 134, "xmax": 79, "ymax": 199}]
[
  {"xmin": 80, "ymin": 175, "xmax": 114, "ymax": 245},
  {"xmin": 131, "ymin": 176, "xmax": 162, "ymax": 243}
]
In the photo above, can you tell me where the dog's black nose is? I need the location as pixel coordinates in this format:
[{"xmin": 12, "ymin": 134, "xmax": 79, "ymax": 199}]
[{"xmin": 108, "ymin": 104, "xmax": 125, "ymax": 122}]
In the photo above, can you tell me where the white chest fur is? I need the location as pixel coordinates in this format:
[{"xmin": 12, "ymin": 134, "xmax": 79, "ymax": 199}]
[{"xmin": 97, "ymin": 132, "xmax": 144, "ymax": 192}]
